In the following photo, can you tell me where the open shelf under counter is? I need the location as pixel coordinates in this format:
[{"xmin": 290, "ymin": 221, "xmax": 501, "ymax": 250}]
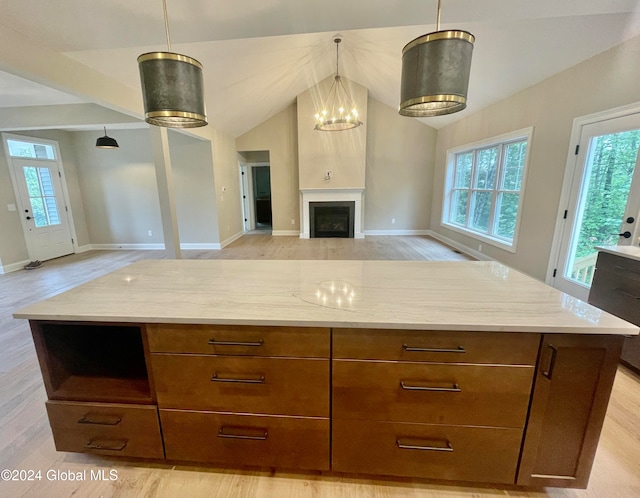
[{"xmin": 30, "ymin": 321, "xmax": 154, "ymax": 405}]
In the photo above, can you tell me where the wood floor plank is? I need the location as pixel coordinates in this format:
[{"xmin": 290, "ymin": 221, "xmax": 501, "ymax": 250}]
[{"xmin": 0, "ymin": 235, "xmax": 638, "ymax": 497}]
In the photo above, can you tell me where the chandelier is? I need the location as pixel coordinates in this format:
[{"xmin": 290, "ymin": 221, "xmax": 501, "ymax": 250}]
[{"xmin": 314, "ymin": 36, "xmax": 362, "ymax": 131}]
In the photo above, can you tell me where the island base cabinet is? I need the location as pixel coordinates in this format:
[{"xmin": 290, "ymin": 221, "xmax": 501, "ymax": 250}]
[
  {"xmin": 517, "ymin": 334, "xmax": 624, "ymax": 488},
  {"xmin": 160, "ymin": 409, "xmax": 330, "ymax": 471},
  {"xmin": 46, "ymin": 400, "xmax": 164, "ymax": 459},
  {"xmin": 332, "ymin": 419, "xmax": 522, "ymax": 483}
]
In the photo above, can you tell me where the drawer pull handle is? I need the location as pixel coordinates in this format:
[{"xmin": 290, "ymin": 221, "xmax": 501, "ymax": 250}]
[
  {"xmin": 400, "ymin": 381, "xmax": 461, "ymax": 392},
  {"xmin": 85, "ymin": 438, "xmax": 127, "ymax": 451},
  {"xmin": 615, "ymin": 265, "xmax": 640, "ymax": 276},
  {"xmin": 402, "ymin": 344, "xmax": 466, "ymax": 353},
  {"xmin": 614, "ymin": 288, "xmax": 640, "ymax": 300},
  {"xmin": 78, "ymin": 414, "xmax": 122, "ymax": 426},
  {"xmin": 217, "ymin": 426, "xmax": 268, "ymax": 441},
  {"xmin": 211, "ymin": 373, "xmax": 265, "ymax": 384},
  {"xmin": 542, "ymin": 344, "xmax": 558, "ymax": 380},
  {"xmin": 396, "ymin": 438, "xmax": 453, "ymax": 452},
  {"xmin": 208, "ymin": 338, "xmax": 264, "ymax": 347}
]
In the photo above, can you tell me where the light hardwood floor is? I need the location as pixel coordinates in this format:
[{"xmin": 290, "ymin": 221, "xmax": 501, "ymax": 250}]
[{"xmin": 1, "ymin": 235, "xmax": 639, "ymax": 497}]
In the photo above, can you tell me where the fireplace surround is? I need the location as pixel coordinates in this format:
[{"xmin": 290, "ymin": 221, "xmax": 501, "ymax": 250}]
[{"xmin": 300, "ymin": 188, "xmax": 364, "ymax": 239}]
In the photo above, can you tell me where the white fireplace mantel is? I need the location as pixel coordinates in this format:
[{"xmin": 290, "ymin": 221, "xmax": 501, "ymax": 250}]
[{"xmin": 300, "ymin": 188, "xmax": 364, "ymax": 239}]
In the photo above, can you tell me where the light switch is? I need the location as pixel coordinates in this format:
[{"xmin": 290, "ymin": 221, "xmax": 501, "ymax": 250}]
[{"xmin": 7, "ymin": 204, "xmax": 16, "ymax": 212}]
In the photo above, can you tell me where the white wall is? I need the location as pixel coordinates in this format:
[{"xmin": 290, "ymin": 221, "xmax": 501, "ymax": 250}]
[
  {"xmin": 0, "ymin": 138, "xmax": 26, "ymax": 265},
  {"xmin": 365, "ymin": 97, "xmax": 436, "ymax": 231},
  {"xmin": 431, "ymin": 35, "xmax": 640, "ymax": 281},
  {"xmin": 210, "ymin": 129, "xmax": 243, "ymax": 244},
  {"xmin": 237, "ymin": 104, "xmax": 300, "ymax": 232},
  {"xmin": 72, "ymin": 129, "xmax": 164, "ymax": 246},
  {"xmin": 168, "ymin": 131, "xmax": 219, "ymax": 246},
  {"xmin": 72, "ymin": 128, "xmax": 222, "ymax": 247},
  {"xmin": 297, "ymin": 76, "xmax": 368, "ymax": 189}
]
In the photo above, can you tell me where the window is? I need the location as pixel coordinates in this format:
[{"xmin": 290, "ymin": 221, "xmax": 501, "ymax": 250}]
[
  {"xmin": 442, "ymin": 128, "xmax": 532, "ymax": 250},
  {"xmin": 7, "ymin": 139, "xmax": 55, "ymax": 159},
  {"xmin": 23, "ymin": 166, "xmax": 61, "ymax": 227}
]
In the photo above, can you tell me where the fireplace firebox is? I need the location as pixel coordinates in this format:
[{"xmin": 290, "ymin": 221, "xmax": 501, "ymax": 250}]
[{"xmin": 310, "ymin": 201, "xmax": 355, "ymax": 238}]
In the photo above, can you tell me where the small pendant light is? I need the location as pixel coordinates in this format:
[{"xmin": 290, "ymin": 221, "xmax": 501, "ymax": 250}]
[
  {"xmin": 137, "ymin": 0, "xmax": 207, "ymax": 128},
  {"xmin": 399, "ymin": 0, "xmax": 474, "ymax": 117},
  {"xmin": 96, "ymin": 127, "xmax": 119, "ymax": 149}
]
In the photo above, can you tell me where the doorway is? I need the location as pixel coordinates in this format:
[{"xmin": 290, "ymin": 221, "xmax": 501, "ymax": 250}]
[
  {"xmin": 550, "ymin": 108, "xmax": 640, "ymax": 300},
  {"xmin": 239, "ymin": 153, "xmax": 272, "ymax": 233},
  {"xmin": 3, "ymin": 134, "xmax": 76, "ymax": 262},
  {"xmin": 253, "ymin": 166, "xmax": 272, "ymax": 230}
]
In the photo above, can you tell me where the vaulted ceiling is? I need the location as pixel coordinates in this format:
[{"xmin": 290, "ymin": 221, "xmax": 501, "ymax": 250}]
[{"xmin": 1, "ymin": 0, "xmax": 640, "ymax": 138}]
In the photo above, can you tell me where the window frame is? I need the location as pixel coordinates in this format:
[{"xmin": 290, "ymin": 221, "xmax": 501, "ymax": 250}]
[{"xmin": 441, "ymin": 127, "xmax": 533, "ymax": 252}]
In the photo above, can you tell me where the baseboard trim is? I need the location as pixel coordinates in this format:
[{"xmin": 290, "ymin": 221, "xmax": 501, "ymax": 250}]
[
  {"xmin": 220, "ymin": 231, "xmax": 244, "ymax": 248},
  {"xmin": 364, "ymin": 230, "xmax": 430, "ymax": 236},
  {"xmin": 89, "ymin": 243, "xmax": 224, "ymax": 251},
  {"xmin": 91, "ymin": 243, "xmax": 165, "ymax": 250},
  {"xmin": 181, "ymin": 243, "xmax": 222, "ymax": 250},
  {"xmin": 425, "ymin": 230, "xmax": 492, "ymax": 261},
  {"xmin": 76, "ymin": 244, "xmax": 93, "ymax": 254},
  {"xmin": 273, "ymin": 230, "xmax": 300, "ymax": 236},
  {"xmin": 1, "ymin": 259, "xmax": 31, "ymax": 274}
]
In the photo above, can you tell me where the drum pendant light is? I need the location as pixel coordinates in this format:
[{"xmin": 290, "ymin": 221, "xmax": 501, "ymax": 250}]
[
  {"xmin": 399, "ymin": 0, "xmax": 474, "ymax": 117},
  {"xmin": 137, "ymin": 0, "xmax": 207, "ymax": 128},
  {"xmin": 96, "ymin": 127, "xmax": 119, "ymax": 148}
]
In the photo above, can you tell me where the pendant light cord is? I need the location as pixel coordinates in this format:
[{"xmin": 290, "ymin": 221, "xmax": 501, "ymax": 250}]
[
  {"xmin": 335, "ymin": 39, "xmax": 340, "ymax": 76},
  {"xmin": 436, "ymin": 0, "xmax": 442, "ymax": 31},
  {"xmin": 162, "ymin": 0, "xmax": 172, "ymax": 52}
]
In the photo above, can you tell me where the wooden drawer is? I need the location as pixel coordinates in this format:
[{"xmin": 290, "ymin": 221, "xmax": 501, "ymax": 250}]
[
  {"xmin": 332, "ymin": 419, "xmax": 522, "ymax": 483},
  {"xmin": 146, "ymin": 324, "xmax": 329, "ymax": 357},
  {"xmin": 160, "ymin": 409, "xmax": 329, "ymax": 471},
  {"xmin": 589, "ymin": 269, "xmax": 640, "ymax": 325},
  {"xmin": 151, "ymin": 354, "xmax": 329, "ymax": 416},
  {"xmin": 333, "ymin": 329, "xmax": 540, "ymax": 365},
  {"xmin": 45, "ymin": 400, "xmax": 164, "ymax": 459},
  {"xmin": 595, "ymin": 252, "xmax": 640, "ymax": 284},
  {"xmin": 333, "ymin": 360, "xmax": 534, "ymax": 428}
]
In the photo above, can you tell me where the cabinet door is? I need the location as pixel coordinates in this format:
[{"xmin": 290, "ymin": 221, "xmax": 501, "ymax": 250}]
[{"xmin": 517, "ymin": 334, "xmax": 623, "ymax": 488}]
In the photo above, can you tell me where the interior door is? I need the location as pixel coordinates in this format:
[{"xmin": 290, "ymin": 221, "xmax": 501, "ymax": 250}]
[
  {"xmin": 554, "ymin": 113, "xmax": 640, "ymax": 300},
  {"xmin": 11, "ymin": 157, "xmax": 74, "ymax": 262},
  {"xmin": 239, "ymin": 165, "xmax": 254, "ymax": 231}
]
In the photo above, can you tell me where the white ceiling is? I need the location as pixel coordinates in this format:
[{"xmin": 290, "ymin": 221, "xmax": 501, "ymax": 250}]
[{"xmin": 1, "ymin": 0, "xmax": 640, "ymax": 137}]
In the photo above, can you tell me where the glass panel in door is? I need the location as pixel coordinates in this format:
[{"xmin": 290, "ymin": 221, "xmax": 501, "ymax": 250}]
[
  {"xmin": 565, "ymin": 129, "xmax": 640, "ymax": 287},
  {"xmin": 23, "ymin": 166, "xmax": 62, "ymax": 227}
]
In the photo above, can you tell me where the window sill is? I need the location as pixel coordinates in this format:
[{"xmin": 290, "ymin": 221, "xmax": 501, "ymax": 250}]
[{"xmin": 440, "ymin": 222, "xmax": 518, "ymax": 253}]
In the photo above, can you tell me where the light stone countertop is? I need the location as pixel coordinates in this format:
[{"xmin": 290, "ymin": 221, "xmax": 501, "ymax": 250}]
[
  {"xmin": 596, "ymin": 245, "xmax": 640, "ymax": 263},
  {"xmin": 13, "ymin": 259, "xmax": 639, "ymax": 335}
]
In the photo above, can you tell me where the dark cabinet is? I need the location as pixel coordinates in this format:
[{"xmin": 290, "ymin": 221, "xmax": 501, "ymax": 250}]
[
  {"xmin": 588, "ymin": 251, "xmax": 640, "ymax": 372},
  {"xmin": 517, "ymin": 334, "xmax": 623, "ymax": 488}
]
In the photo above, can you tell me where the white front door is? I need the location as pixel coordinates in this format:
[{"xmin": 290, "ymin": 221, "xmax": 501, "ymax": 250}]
[
  {"xmin": 553, "ymin": 112, "xmax": 640, "ymax": 300},
  {"xmin": 9, "ymin": 156, "xmax": 74, "ymax": 262}
]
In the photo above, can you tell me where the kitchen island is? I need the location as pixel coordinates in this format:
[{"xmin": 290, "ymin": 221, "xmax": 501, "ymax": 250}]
[{"xmin": 14, "ymin": 259, "xmax": 638, "ymax": 489}]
